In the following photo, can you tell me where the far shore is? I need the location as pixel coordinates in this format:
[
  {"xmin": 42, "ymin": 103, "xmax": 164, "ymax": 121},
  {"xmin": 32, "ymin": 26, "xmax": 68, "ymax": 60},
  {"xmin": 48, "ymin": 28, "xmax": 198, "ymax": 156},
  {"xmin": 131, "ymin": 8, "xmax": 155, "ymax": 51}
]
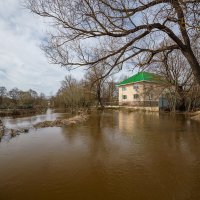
[
  {"xmin": 0, "ymin": 108, "xmax": 47, "ymax": 117},
  {"xmin": 1, "ymin": 106, "xmax": 200, "ymax": 121},
  {"xmin": 103, "ymin": 106, "xmax": 200, "ymax": 121}
]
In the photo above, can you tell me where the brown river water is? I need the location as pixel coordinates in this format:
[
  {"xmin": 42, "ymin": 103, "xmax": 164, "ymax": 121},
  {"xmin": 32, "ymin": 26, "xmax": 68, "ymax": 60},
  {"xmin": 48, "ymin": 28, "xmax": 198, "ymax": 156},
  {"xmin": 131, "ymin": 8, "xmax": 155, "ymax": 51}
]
[{"xmin": 0, "ymin": 109, "xmax": 200, "ymax": 200}]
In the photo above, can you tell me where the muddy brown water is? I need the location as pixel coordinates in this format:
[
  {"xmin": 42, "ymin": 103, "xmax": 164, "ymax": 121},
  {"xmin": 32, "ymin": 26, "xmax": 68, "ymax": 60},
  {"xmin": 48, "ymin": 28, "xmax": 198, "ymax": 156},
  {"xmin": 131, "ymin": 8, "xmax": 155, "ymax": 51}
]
[{"xmin": 0, "ymin": 109, "xmax": 200, "ymax": 200}]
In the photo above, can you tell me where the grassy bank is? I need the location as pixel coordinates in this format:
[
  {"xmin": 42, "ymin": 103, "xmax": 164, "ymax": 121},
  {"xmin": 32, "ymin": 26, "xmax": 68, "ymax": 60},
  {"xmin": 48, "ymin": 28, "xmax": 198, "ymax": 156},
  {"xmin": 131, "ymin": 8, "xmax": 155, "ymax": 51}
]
[{"xmin": 34, "ymin": 113, "xmax": 88, "ymax": 128}]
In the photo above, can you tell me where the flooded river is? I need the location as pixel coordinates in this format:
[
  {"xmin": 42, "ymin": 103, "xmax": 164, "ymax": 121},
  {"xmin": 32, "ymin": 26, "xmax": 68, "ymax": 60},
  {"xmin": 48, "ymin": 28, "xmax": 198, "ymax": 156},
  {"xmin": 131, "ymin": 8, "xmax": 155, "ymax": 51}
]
[{"xmin": 0, "ymin": 109, "xmax": 200, "ymax": 200}]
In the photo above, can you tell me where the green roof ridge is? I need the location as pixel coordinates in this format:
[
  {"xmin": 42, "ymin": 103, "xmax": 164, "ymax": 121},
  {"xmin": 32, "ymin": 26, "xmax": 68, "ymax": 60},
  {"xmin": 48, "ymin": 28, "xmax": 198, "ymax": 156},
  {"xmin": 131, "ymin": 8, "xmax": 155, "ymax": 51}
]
[
  {"xmin": 117, "ymin": 71, "xmax": 163, "ymax": 86},
  {"xmin": 142, "ymin": 72, "xmax": 144, "ymax": 81}
]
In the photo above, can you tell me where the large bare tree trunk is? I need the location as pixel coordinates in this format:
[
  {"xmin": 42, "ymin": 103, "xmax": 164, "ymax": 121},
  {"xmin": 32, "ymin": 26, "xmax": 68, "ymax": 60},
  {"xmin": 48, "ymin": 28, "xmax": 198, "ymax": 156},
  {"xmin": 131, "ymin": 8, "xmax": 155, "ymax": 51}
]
[
  {"xmin": 183, "ymin": 48, "xmax": 200, "ymax": 85},
  {"xmin": 177, "ymin": 86, "xmax": 186, "ymax": 111}
]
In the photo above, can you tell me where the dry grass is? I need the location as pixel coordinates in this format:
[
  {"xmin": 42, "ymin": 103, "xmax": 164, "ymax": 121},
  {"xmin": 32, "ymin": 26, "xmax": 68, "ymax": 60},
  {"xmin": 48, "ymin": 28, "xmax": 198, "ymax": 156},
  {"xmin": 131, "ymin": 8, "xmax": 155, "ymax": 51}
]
[{"xmin": 34, "ymin": 114, "xmax": 88, "ymax": 128}]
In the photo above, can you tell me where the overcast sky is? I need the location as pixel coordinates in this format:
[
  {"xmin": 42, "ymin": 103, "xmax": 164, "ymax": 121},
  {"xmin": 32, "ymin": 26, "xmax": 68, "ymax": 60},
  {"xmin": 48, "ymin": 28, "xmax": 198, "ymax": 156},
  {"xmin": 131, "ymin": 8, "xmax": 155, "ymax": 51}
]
[
  {"xmin": 0, "ymin": 0, "xmax": 86, "ymax": 96},
  {"xmin": 0, "ymin": 0, "xmax": 132, "ymax": 96}
]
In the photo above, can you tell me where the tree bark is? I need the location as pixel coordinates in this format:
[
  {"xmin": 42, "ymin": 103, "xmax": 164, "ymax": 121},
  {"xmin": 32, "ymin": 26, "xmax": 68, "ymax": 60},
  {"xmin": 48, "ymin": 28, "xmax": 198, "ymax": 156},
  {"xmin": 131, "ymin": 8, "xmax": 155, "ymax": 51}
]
[
  {"xmin": 182, "ymin": 48, "xmax": 200, "ymax": 85},
  {"xmin": 97, "ymin": 85, "xmax": 104, "ymax": 109}
]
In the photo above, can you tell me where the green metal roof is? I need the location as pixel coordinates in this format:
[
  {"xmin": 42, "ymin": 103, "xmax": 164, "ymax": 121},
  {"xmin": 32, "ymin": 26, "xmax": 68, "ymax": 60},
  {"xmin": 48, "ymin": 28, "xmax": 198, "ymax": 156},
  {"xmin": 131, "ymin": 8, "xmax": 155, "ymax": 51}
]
[{"xmin": 117, "ymin": 72, "xmax": 163, "ymax": 86}]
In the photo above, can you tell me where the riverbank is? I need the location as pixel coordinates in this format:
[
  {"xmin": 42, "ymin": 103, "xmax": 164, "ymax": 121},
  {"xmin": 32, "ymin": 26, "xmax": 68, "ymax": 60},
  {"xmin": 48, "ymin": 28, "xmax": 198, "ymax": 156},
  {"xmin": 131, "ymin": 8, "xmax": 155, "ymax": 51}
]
[
  {"xmin": 101, "ymin": 105, "xmax": 159, "ymax": 112},
  {"xmin": 0, "ymin": 108, "xmax": 47, "ymax": 117},
  {"xmin": 103, "ymin": 105, "xmax": 200, "ymax": 121}
]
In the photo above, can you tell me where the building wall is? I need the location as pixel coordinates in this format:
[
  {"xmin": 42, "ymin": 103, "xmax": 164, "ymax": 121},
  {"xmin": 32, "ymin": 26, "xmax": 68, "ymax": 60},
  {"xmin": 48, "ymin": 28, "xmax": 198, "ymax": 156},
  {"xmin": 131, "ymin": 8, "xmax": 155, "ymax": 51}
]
[
  {"xmin": 118, "ymin": 82, "xmax": 164, "ymax": 106},
  {"xmin": 118, "ymin": 83, "xmax": 144, "ymax": 104}
]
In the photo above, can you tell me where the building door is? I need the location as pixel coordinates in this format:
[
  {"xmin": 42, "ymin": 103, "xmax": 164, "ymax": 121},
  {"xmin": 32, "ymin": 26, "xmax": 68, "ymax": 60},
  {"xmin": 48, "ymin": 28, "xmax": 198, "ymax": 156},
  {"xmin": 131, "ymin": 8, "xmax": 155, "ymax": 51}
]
[{"xmin": 159, "ymin": 97, "xmax": 169, "ymax": 110}]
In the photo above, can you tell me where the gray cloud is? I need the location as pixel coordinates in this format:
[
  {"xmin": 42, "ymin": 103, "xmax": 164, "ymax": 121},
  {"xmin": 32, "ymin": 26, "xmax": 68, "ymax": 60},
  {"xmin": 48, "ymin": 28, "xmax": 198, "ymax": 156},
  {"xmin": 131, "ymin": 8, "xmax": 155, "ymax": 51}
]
[{"xmin": 0, "ymin": 0, "xmax": 84, "ymax": 95}]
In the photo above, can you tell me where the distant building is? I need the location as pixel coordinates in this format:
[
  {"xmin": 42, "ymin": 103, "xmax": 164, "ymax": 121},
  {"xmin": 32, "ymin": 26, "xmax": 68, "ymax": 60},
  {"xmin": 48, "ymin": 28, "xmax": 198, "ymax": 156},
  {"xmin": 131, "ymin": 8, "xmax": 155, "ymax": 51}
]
[{"xmin": 117, "ymin": 72, "xmax": 167, "ymax": 108}]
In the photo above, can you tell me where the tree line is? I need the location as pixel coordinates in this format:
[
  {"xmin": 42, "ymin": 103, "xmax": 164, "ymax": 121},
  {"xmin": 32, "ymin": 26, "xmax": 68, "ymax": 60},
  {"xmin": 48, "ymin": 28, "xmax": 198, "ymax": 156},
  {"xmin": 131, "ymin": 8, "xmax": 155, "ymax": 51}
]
[
  {"xmin": 51, "ymin": 72, "xmax": 119, "ymax": 111},
  {"xmin": 0, "ymin": 87, "xmax": 47, "ymax": 109}
]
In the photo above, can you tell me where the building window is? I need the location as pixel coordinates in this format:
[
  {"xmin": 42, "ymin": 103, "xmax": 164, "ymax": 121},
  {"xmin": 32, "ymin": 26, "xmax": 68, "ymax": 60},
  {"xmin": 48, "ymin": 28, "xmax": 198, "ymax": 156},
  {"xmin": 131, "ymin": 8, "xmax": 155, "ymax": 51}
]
[
  {"xmin": 133, "ymin": 94, "xmax": 139, "ymax": 99},
  {"xmin": 122, "ymin": 95, "xmax": 127, "ymax": 100},
  {"xmin": 122, "ymin": 87, "xmax": 126, "ymax": 91},
  {"xmin": 149, "ymin": 94, "xmax": 153, "ymax": 100},
  {"xmin": 133, "ymin": 84, "xmax": 139, "ymax": 91}
]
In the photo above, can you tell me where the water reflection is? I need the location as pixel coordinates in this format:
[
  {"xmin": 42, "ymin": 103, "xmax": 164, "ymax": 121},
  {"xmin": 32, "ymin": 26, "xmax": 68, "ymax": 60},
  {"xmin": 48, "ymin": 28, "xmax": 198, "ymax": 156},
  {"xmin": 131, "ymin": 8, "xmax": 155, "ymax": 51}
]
[
  {"xmin": 1, "ymin": 108, "xmax": 61, "ymax": 129},
  {"xmin": 0, "ymin": 110, "xmax": 200, "ymax": 200},
  {"xmin": 118, "ymin": 110, "xmax": 200, "ymax": 157}
]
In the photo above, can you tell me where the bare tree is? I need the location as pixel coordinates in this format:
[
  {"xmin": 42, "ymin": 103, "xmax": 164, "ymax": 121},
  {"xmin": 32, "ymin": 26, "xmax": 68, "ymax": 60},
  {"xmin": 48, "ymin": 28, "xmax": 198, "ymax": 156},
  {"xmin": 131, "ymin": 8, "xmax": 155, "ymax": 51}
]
[
  {"xmin": 29, "ymin": 89, "xmax": 38, "ymax": 99},
  {"xmin": 27, "ymin": 0, "xmax": 200, "ymax": 83},
  {"xmin": 0, "ymin": 87, "xmax": 7, "ymax": 105},
  {"xmin": 8, "ymin": 88, "xmax": 20, "ymax": 105},
  {"xmin": 103, "ymin": 77, "xmax": 118, "ymax": 104},
  {"xmin": 147, "ymin": 48, "xmax": 200, "ymax": 111},
  {"xmin": 84, "ymin": 55, "xmax": 120, "ymax": 108},
  {"xmin": 55, "ymin": 75, "xmax": 87, "ymax": 111},
  {"xmin": 84, "ymin": 66, "xmax": 106, "ymax": 108}
]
